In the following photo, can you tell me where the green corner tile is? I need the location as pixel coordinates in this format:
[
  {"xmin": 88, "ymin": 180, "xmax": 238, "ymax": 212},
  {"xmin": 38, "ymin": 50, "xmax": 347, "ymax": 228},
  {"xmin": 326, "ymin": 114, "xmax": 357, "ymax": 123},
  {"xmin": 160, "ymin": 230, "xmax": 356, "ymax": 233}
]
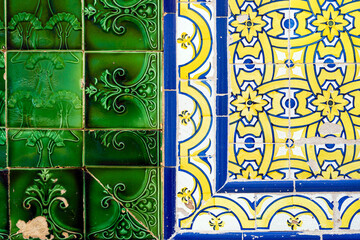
[
  {"xmin": 8, "ymin": 129, "xmax": 82, "ymax": 168},
  {"xmin": 7, "ymin": 52, "xmax": 83, "ymax": 128},
  {"xmin": 85, "ymin": 52, "xmax": 161, "ymax": 129},
  {"xmin": 0, "ymin": 171, "xmax": 8, "ymax": 239},
  {"xmin": 10, "ymin": 169, "xmax": 83, "ymax": 239},
  {"xmin": 85, "ymin": 130, "xmax": 161, "ymax": 166},
  {"xmin": 7, "ymin": 0, "xmax": 82, "ymax": 50},
  {"xmin": 85, "ymin": 167, "xmax": 162, "ymax": 239},
  {"xmin": 84, "ymin": 0, "xmax": 162, "ymax": 50}
]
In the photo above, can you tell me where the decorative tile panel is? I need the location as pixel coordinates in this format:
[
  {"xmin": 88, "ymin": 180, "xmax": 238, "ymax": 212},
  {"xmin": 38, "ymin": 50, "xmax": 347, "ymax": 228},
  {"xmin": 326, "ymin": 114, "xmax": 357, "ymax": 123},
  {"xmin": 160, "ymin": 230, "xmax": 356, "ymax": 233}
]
[
  {"xmin": 164, "ymin": 0, "xmax": 360, "ymax": 239},
  {"xmin": 1, "ymin": 0, "xmax": 163, "ymax": 239}
]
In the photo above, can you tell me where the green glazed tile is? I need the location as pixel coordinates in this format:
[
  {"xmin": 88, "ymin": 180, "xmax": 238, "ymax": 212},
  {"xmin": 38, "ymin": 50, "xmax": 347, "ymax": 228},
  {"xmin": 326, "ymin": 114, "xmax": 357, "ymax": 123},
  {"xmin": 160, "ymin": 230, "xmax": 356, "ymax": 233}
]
[
  {"xmin": 85, "ymin": 130, "xmax": 161, "ymax": 166},
  {"xmin": 86, "ymin": 167, "xmax": 162, "ymax": 239},
  {"xmin": 0, "ymin": 171, "xmax": 8, "ymax": 239},
  {"xmin": 0, "ymin": 1, "xmax": 4, "ymax": 49},
  {"xmin": 84, "ymin": 0, "xmax": 162, "ymax": 50},
  {"xmin": 85, "ymin": 52, "xmax": 161, "ymax": 129},
  {"xmin": 7, "ymin": 52, "xmax": 83, "ymax": 128},
  {"xmin": 0, "ymin": 128, "xmax": 5, "ymax": 168},
  {"xmin": 8, "ymin": 129, "xmax": 82, "ymax": 168},
  {"xmin": 10, "ymin": 169, "xmax": 83, "ymax": 239},
  {"xmin": 7, "ymin": 0, "xmax": 82, "ymax": 50},
  {"xmin": 0, "ymin": 53, "xmax": 4, "ymax": 127}
]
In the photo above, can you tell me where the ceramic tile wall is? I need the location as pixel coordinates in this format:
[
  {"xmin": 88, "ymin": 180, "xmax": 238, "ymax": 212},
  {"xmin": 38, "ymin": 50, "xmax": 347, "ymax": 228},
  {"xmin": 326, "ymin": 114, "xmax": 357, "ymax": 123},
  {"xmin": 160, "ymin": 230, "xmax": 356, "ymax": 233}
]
[
  {"xmin": 164, "ymin": 0, "xmax": 360, "ymax": 239},
  {"xmin": 0, "ymin": 0, "xmax": 163, "ymax": 239}
]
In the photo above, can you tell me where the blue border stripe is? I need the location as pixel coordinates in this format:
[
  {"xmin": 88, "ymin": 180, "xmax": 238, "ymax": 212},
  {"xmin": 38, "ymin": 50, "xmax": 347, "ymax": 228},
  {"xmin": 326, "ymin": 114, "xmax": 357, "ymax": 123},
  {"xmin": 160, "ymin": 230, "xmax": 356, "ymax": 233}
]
[
  {"xmin": 164, "ymin": 0, "xmax": 176, "ymax": 13},
  {"xmin": 173, "ymin": 233, "xmax": 243, "ymax": 239},
  {"xmin": 219, "ymin": 181, "xmax": 294, "ymax": 193},
  {"xmin": 244, "ymin": 232, "xmax": 320, "ymax": 240},
  {"xmin": 164, "ymin": 167, "xmax": 176, "ymax": 240},
  {"xmin": 165, "ymin": 91, "xmax": 177, "ymax": 166},
  {"xmin": 216, "ymin": 116, "xmax": 228, "ymax": 190},
  {"xmin": 216, "ymin": 17, "xmax": 228, "ymax": 94},
  {"xmin": 217, "ymin": 1, "xmax": 228, "ymax": 17},
  {"xmin": 216, "ymin": 95, "xmax": 228, "ymax": 116},
  {"xmin": 323, "ymin": 234, "xmax": 360, "ymax": 240},
  {"xmin": 164, "ymin": 13, "xmax": 176, "ymax": 90},
  {"xmin": 296, "ymin": 180, "xmax": 360, "ymax": 192}
]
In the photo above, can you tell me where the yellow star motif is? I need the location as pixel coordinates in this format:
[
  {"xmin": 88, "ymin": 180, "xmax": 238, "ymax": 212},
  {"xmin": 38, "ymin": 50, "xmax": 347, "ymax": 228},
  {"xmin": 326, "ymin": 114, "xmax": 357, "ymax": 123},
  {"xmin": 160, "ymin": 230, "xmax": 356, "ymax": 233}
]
[
  {"xmin": 313, "ymin": 5, "xmax": 349, "ymax": 41},
  {"xmin": 230, "ymin": 6, "xmax": 266, "ymax": 42},
  {"xmin": 231, "ymin": 87, "xmax": 267, "ymax": 122},
  {"xmin": 312, "ymin": 86, "xmax": 348, "ymax": 121}
]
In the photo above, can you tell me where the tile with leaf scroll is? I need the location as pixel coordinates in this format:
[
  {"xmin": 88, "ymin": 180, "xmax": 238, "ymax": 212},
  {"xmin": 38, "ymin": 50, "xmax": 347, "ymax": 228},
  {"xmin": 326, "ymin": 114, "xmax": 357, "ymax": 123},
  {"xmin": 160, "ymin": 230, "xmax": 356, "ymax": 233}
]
[
  {"xmin": 7, "ymin": 0, "xmax": 82, "ymax": 50},
  {"xmin": 86, "ymin": 167, "xmax": 162, "ymax": 239},
  {"xmin": 85, "ymin": 52, "xmax": 161, "ymax": 129},
  {"xmin": 10, "ymin": 169, "xmax": 83, "ymax": 239},
  {"xmin": 85, "ymin": 130, "xmax": 161, "ymax": 166},
  {"xmin": 84, "ymin": 0, "xmax": 162, "ymax": 50}
]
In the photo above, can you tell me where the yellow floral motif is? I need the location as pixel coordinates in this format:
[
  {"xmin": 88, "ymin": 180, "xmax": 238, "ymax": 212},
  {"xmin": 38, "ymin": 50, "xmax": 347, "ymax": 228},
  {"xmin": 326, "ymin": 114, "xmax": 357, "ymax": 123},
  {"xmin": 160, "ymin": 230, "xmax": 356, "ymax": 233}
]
[
  {"xmin": 209, "ymin": 217, "xmax": 224, "ymax": 231},
  {"xmin": 177, "ymin": 32, "xmax": 192, "ymax": 49},
  {"xmin": 317, "ymin": 165, "xmax": 343, "ymax": 180},
  {"xmin": 237, "ymin": 165, "xmax": 263, "ymax": 180},
  {"xmin": 230, "ymin": 6, "xmax": 266, "ymax": 42},
  {"xmin": 313, "ymin": 5, "xmax": 349, "ymax": 41},
  {"xmin": 178, "ymin": 110, "xmax": 192, "ymax": 125},
  {"xmin": 177, "ymin": 187, "xmax": 192, "ymax": 204},
  {"xmin": 312, "ymin": 86, "xmax": 348, "ymax": 121},
  {"xmin": 231, "ymin": 87, "xmax": 267, "ymax": 122},
  {"xmin": 287, "ymin": 217, "xmax": 302, "ymax": 230}
]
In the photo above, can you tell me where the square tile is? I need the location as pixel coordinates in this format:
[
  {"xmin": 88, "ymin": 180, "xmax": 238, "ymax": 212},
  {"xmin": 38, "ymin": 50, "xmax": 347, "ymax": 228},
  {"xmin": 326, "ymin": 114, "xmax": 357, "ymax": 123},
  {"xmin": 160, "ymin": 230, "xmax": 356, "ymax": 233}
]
[
  {"xmin": 289, "ymin": 1, "xmax": 360, "ymax": 64},
  {"xmin": 10, "ymin": 169, "xmax": 83, "ymax": 239},
  {"xmin": 85, "ymin": 52, "xmax": 161, "ymax": 129},
  {"xmin": 7, "ymin": 52, "xmax": 83, "ymax": 128},
  {"xmin": 85, "ymin": 167, "xmax": 162, "ymax": 239},
  {"xmin": 84, "ymin": 0, "xmax": 162, "ymax": 50},
  {"xmin": 228, "ymin": 0, "xmax": 290, "ymax": 64},
  {"xmin": 229, "ymin": 64, "xmax": 290, "ymax": 144},
  {"xmin": 7, "ymin": 0, "xmax": 82, "ymax": 50},
  {"xmin": 85, "ymin": 130, "xmax": 161, "ymax": 166}
]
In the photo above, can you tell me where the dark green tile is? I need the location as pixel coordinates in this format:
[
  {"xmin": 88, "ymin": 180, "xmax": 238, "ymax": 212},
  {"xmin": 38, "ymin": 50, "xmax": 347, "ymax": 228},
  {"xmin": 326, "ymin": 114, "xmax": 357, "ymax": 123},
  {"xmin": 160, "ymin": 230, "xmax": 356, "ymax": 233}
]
[
  {"xmin": 85, "ymin": 130, "xmax": 161, "ymax": 166},
  {"xmin": 0, "ymin": 53, "xmax": 4, "ymax": 127},
  {"xmin": 7, "ymin": 0, "xmax": 82, "ymax": 50},
  {"xmin": 0, "ymin": 0, "xmax": 4, "ymax": 49},
  {"xmin": 86, "ymin": 167, "xmax": 161, "ymax": 239},
  {"xmin": 85, "ymin": 52, "xmax": 161, "ymax": 129},
  {"xmin": 8, "ymin": 129, "xmax": 82, "ymax": 168},
  {"xmin": 0, "ymin": 171, "xmax": 8, "ymax": 239},
  {"xmin": 7, "ymin": 52, "xmax": 83, "ymax": 128},
  {"xmin": 0, "ymin": 128, "xmax": 5, "ymax": 169},
  {"xmin": 84, "ymin": 0, "xmax": 162, "ymax": 50},
  {"xmin": 10, "ymin": 169, "xmax": 83, "ymax": 239}
]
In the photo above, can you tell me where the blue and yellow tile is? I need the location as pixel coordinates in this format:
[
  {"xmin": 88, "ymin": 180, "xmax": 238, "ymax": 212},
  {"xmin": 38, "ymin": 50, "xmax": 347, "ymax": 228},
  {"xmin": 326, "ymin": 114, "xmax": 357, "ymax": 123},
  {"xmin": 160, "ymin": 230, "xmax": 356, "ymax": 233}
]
[
  {"xmin": 256, "ymin": 194, "xmax": 334, "ymax": 231},
  {"xmin": 228, "ymin": 0, "xmax": 290, "ymax": 64},
  {"xmin": 229, "ymin": 143, "xmax": 290, "ymax": 180},
  {"xmin": 289, "ymin": 0, "xmax": 360, "ymax": 64},
  {"xmin": 177, "ymin": 1, "xmax": 215, "ymax": 80}
]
